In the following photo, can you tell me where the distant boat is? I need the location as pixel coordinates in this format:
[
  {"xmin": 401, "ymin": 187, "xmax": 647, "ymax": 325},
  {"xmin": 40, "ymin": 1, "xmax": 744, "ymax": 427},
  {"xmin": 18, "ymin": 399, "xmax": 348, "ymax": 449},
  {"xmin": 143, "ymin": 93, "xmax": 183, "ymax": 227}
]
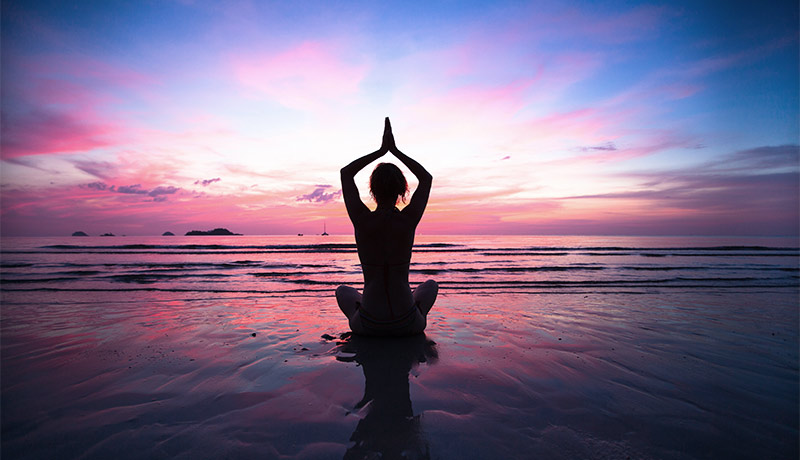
[
  {"xmin": 321, "ymin": 222, "xmax": 329, "ymax": 236},
  {"xmin": 297, "ymin": 233, "xmax": 303, "ymax": 236}
]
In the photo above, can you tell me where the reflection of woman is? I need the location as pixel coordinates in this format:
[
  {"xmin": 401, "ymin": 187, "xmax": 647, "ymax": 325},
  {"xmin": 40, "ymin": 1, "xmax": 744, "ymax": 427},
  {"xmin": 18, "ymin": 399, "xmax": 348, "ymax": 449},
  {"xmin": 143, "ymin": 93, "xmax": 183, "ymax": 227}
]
[
  {"xmin": 336, "ymin": 334, "xmax": 438, "ymax": 459},
  {"xmin": 336, "ymin": 118, "xmax": 438, "ymax": 336}
]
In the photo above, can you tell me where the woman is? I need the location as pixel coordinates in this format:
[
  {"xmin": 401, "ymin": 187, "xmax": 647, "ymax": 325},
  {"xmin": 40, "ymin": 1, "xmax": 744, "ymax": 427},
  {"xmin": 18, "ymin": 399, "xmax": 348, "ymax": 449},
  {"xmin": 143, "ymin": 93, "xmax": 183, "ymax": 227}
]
[{"xmin": 336, "ymin": 117, "xmax": 438, "ymax": 336}]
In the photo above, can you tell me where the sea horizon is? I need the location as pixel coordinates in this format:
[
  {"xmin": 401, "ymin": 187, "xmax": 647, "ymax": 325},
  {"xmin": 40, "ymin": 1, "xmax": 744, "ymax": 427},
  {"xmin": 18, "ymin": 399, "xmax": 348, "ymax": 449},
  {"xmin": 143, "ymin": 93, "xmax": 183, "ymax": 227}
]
[{"xmin": 4, "ymin": 233, "xmax": 800, "ymax": 238}]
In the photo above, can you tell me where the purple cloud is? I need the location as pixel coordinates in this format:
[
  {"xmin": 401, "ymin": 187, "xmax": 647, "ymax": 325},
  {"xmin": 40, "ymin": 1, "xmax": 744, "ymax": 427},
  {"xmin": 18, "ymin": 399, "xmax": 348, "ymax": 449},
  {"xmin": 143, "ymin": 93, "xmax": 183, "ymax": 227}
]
[
  {"xmin": 85, "ymin": 181, "xmax": 108, "ymax": 191},
  {"xmin": 72, "ymin": 160, "xmax": 118, "ymax": 180},
  {"xmin": 149, "ymin": 186, "xmax": 180, "ymax": 197},
  {"xmin": 717, "ymin": 145, "xmax": 799, "ymax": 171},
  {"xmin": 115, "ymin": 184, "xmax": 148, "ymax": 194},
  {"xmin": 579, "ymin": 141, "xmax": 617, "ymax": 152},
  {"xmin": 194, "ymin": 177, "xmax": 221, "ymax": 186},
  {"xmin": 83, "ymin": 182, "xmax": 180, "ymax": 201},
  {"xmin": 297, "ymin": 185, "xmax": 342, "ymax": 203},
  {"xmin": 560, "ymin": 144, "xmax": 800, "ymax": 235}
]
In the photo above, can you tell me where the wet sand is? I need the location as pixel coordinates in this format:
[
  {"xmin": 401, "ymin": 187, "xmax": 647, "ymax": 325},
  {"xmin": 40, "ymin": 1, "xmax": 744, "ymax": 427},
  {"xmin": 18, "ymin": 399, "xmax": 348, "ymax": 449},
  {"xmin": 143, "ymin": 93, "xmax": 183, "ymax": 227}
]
[{"xmin": 2, "ymin": 290, "xmax": 798, "ymax": 459}]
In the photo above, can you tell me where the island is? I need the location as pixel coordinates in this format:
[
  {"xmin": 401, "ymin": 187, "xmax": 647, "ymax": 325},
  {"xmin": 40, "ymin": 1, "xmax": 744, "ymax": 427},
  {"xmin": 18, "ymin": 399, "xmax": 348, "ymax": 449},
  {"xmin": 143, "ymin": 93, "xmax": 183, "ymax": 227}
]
[
  {"xmin": 185, "ymin": 228, "xmax": 242, "ymax": 236},
  {"xmin": 72, "ymin": 231, "xmax": 89, "ymax": 237},
  {"xmin": 100, "ymin": 233, "xmax": 115, "ymax": 237},
  {"xmin": 162, "ymin": 231, "xmax": 175, "ymax": 236}
]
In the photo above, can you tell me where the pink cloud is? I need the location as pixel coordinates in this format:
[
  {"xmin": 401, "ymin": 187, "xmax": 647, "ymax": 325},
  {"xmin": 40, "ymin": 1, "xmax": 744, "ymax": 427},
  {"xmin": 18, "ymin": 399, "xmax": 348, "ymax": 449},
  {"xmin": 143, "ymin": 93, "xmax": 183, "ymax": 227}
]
[
  {"xmin": 390, "ymin": 45, "xmax": 618, "ymax": 154},
  {"xmin": 2, "ymin": 54, "xmax": 155, "ymax": 158},
  {"xmin": 566, "ymin": 133, "xmax": 695, "ymax": 164},
  {"xmin": 530, "ymin": 107, "xmax": 604, "ymax": 134},
  {"xmin": 404, "ymin": 38, "xmax": 604, "ymax": 109},
  {"xmin": 419, "ymin": 168, "xmax": 798, "ymax": 236},
  {"xmin": 1, "ymin": 109, "xmax": 118, "ymax": 158},
  {"xmin": 544, "ymin": 146, "xmax": 800, "ymax": 235},
  {"xmin": 0, "ymin": 182, "xmax": 349, "ymax": 236},
  {"xmin": 231, "ymin": 42, "xmax": 368, "ymax": 111},
  {"xmin": 416, "ymin": 78, "xmax": 534, "ymax": 119},
  {"xmin": 2, "ymin": 155, "xmax": 797, "ymax": 237},
  {"xmin": 72, "ymin": 160, "xmax": 120, "ymax": 180}
]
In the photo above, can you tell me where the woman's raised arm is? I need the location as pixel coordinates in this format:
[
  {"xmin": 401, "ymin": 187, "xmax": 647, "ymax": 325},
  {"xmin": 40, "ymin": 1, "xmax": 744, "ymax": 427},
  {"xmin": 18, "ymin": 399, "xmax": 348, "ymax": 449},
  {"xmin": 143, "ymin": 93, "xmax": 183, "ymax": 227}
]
[
  {"xmin": 340, "ymin": 121, "xmax": 392, "ymax": 220},
  {"xmin": 385, "ymin": 119, "xmax": 432, "ymax": 222},
  {"xmin": 384, "ymin": 118, "xmax": 432, "ymax": 185}
]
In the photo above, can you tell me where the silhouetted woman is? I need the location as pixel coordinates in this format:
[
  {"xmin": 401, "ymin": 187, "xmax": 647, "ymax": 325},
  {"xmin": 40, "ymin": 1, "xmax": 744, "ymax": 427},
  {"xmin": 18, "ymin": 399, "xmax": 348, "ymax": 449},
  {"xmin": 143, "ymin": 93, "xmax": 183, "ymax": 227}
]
[{"xmin": 336, "ymin": 118, "xmax": 438, "ymax": 336}]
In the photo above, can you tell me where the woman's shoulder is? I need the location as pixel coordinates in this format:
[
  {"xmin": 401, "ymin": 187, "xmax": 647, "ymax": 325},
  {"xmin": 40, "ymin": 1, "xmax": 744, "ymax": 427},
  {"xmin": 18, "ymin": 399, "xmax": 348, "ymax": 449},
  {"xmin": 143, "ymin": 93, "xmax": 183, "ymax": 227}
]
[{"xmin": 356, "ymin": 208, "xmax": 410, "ymax": 225}]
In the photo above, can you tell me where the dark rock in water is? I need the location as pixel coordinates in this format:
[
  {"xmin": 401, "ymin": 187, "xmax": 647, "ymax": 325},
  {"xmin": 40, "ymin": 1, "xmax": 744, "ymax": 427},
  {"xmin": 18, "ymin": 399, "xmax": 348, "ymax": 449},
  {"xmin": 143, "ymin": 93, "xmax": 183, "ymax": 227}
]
[
  {"xmin": 185, "ymin": 228, "xmax": 242, "ymax": 236},
  {"xmin": 251, "ymin": 332, "xmax": 256, "ymax": 337},
  {"xmin": 321, "ymin": 334, "xmax": 336, "ymax": 341},
  {"xmin": 162, "ymin": 231, "xmax": 175, "ymax": 236},
  {"xmin": 100, "ymin": 233, "xmax": 115, "ymax": 237},
  {"xmin": 72, "ymin": 231, "xmax": 89, "ymax": 237}
]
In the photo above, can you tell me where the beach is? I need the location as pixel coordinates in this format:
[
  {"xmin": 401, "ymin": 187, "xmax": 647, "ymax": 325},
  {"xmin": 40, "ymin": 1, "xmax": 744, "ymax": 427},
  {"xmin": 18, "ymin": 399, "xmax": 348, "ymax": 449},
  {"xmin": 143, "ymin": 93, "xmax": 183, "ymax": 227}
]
[
  {"xmin": 3, "ymin": 0, "xmax": 798, "ymax": 457},
  {"xmin": 2, "ymin": 236, "xmax": 798, "ymax": 459}
]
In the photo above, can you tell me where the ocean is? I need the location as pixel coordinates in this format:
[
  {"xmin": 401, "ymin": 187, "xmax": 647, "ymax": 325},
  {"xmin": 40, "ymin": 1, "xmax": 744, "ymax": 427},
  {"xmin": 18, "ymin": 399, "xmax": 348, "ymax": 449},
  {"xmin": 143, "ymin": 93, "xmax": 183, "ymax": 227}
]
[
  {"xmin": 1, "ymin": 235, "xmax": 798, "ymax": 459},
  {"xmin": 2, "ymin": 235, "xmax": 798, "ymax": 297}
]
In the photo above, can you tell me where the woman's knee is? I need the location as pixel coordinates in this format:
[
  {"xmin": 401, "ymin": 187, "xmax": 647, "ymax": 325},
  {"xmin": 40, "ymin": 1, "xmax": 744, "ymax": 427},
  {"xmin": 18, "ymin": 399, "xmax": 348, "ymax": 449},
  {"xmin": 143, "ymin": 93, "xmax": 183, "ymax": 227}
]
[
  {"xmin": 336, "ymin": 285, "xmax": 361, "ymax": 317},
  {"xmin": 418, "ymin": 279, "xmax": 438, "ymax": 298},
  {"xmin": 336, "ymin": 285, "xmax": 357, "ymax": 301},
  {"xmin": 414, "ymin": 280, "xmax": 438, "ymax": 316}
]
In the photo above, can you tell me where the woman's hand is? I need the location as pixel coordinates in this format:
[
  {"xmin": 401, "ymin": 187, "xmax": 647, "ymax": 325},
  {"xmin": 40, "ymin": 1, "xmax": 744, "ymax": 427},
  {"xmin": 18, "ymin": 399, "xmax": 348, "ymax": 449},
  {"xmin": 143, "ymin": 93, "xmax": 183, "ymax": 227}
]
[
  {"xmin": 341, "ymin": 117, "xmax": 394, "ymax": 177},
  {"xmin": 380, "ymin": 117, "xmax": 396, "ymax": 153}
]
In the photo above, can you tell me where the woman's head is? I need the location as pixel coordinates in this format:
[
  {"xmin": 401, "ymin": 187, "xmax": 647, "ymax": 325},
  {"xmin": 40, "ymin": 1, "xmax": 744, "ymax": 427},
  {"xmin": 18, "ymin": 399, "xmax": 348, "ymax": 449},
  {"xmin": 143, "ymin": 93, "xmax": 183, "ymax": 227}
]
[{"xmin": 370, "ymin": 162, "xmax": 408, "ymax": 207}]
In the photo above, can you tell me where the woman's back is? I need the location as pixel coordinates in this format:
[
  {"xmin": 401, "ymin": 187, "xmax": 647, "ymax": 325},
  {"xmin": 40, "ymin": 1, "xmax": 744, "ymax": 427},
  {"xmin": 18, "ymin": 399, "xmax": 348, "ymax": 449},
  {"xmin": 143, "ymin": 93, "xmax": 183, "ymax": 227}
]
[
  {"xmin": 355, "ymin": 207, "xmax": 416, "ymax": 322},
  {"xmin": 355, "ymin": 207, "xmax": 415, "ymax": 266},
  {"xmin": 336, "ymin": 117, "xmax": 437, "ymax": 336}
]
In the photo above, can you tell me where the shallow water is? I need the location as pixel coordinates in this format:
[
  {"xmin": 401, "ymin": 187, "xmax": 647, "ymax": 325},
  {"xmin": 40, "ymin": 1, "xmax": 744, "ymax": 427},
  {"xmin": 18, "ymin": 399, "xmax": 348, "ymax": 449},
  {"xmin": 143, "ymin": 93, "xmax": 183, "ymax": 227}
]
[
  {"xmin": 2, "ymin": 235, "xmax": 798, "ymax": 295},
  {"xmin": 1, "ymin": 236, "xmax": 798, "ymax": 459}
]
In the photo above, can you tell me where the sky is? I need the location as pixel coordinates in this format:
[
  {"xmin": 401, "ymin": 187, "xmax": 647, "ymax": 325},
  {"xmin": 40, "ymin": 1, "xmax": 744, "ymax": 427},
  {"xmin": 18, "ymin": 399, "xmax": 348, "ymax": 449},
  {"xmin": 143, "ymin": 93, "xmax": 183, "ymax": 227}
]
[{"xmin": 1, "ymin": 0, "xmax": 798, "ymax": 236}]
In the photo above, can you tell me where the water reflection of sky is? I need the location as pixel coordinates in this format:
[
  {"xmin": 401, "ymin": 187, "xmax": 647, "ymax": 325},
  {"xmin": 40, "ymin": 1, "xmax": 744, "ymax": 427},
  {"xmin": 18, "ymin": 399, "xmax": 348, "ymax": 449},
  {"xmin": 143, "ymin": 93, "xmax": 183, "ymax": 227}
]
[{"xmin": 1, "ymin": 290, "xmax": 798, "ymax": 458}]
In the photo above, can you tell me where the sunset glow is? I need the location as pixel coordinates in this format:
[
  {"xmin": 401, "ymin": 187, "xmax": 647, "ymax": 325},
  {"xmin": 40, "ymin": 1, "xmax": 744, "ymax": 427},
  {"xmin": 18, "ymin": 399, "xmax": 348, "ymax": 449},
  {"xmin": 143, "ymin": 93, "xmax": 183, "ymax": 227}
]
[{"xmin": 2, "ymin": 0, "xmax": 798, "ymax": 236}]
